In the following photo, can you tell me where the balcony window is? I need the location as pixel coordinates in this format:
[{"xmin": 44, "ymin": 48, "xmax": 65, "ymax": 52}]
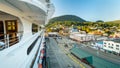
[
  {"xmin": 116, "ymin": 48, "xmax": 119, "ymax": 50},
  {"xmin": 116, "ymin": 45, "xmax": 119, "ymax": 47}
]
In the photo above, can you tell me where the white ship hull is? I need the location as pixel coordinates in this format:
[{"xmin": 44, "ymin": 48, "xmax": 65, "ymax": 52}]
[{"xmin": 0, "ymin": 0, "xmax": 55, "ymax": 68}]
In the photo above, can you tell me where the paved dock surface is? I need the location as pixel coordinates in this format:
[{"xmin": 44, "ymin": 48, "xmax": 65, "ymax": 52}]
[{"xmin": 46, "ymin": 37, "xmax": 80, "ymax": 68}]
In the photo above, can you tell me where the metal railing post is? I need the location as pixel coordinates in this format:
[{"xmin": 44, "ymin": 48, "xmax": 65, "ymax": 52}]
[
  {"xmin": 7, "ymin": 34, "xmax": 9, "ymax": 48},
  {"xmin": 17, "ymin": 33, "xmax": 20, "ymax": 41},
  {"xmin": 4, "ymin": 34, "xmax": 7, "ymax": 48}
]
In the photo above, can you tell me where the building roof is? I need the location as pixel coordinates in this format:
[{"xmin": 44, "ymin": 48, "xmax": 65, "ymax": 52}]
[
  {"xmin": 74, "ymin": 34, "xmax": 93, "ymax": 37},
  {"xmin": 106, "ymin": 39, "xmax": 120, "ymax": 43},
  {"xmin": 96, "ymin": 41, "xmax": 103, "ymax": 45},
  {"xmin": 70, "ymin": 47, "xmax": 91, "ymax": 58},
  {"xmin": 48, "ymin": 32, "xmax": 58, "ymax": 35},
  {"xmin": 70, "ymin": 47, "xmax": 120, "ymax": 68},
  {"xmin": 112, "ymin": 39, "xmax": 120, "ymax": 43}
]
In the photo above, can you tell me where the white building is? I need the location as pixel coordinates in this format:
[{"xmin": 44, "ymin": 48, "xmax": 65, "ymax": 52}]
[
  {"xmin": 0, "ymin": 0, "xmax": 55, "ymax": 68},
  {"xmin": 70, "ymin": 33, "xmax": 95, "ymax": 42},
  {"xmin": 103, "ymin": 39, "xmax": 120, "ymax": 54},
  {"xmin": 69, "ymin": 28, "xmax": 95, "ymax": 42},
  {"xmin": 48, "ymin": 32, "xmax": 58, "ymax": 37}
]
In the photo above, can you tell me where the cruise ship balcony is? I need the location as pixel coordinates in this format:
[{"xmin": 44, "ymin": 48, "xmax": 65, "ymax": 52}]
[
  {"xmin": 0, "ymin": 0, "xmax": 55, "ymax": 68},
  {"xmin": 0, "ymin": 11, "xmax": 23, "ymax": 50}
]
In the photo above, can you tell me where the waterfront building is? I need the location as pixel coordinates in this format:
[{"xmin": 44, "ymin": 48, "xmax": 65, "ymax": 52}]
[
  {"xmin": 48, "ymin": 32, "xmax": 58, "ymax": 37},
  {"xmin": 0, "ymin": 0, "xmax": 55, "ymax": 68},
  {"xmin": 69, "ymin": 33, "xmax": 95, "ymax": 42},
  {"xmin": 69, "ymin": 28, "xmax": 95, "ymax": 42},
  {"xmin": 103, "ymin": 39, "xmax": 120, "ymax": 54}
]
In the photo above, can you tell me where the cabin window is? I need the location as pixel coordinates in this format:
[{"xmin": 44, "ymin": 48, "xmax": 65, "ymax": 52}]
[
  {"xmin": 0, "ymin": 21, "xmax": 4, "ymax": 40},
  {"xmin": 39, "ymin": 26, "xmax": 41, "ymax": 31},
  {"xmin": 5, "ymin": 20, "xmax": 17, "ymax": 33},
  {"xmin": 32, "ymin": 24, "xmax": 38, "ymax": 34}
]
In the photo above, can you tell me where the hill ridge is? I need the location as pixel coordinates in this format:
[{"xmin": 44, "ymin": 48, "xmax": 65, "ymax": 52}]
[{"xmin": 49, "ymin": 15, "xmax": 86, "ymax": 23}]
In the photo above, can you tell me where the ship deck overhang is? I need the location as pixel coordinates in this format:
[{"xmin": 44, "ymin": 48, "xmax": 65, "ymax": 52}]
[{"xmin": 0, "ymin": 0, "xmax": 47, "ymax": 25}]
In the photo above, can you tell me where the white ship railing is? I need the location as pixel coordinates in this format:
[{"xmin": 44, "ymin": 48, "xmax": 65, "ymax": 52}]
[
  {"xmin": 0, "ymin": 30, "xmax": 45, "ymax": 68},
  {"xmin": 20, "ymin": 30, "xmax": 45, "ymax": 68},
  {"xmin": 0, "ymin": 31, "xmax": 23, "ymax": 50}
]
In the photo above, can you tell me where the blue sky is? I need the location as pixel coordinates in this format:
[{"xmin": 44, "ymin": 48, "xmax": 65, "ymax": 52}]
[{"xmin": 51, "ymin": 0, "xmax": 120, "ymax": 21}]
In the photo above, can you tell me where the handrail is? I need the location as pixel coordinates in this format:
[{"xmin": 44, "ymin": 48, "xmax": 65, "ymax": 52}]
[
  {"xmin": 30, "ymin": 35, "xmax": 44, "ymax": 68},
  {"xmin": 24, "ymin": 31, "xmax": 44, "ymax": 68},
  {"xmin": 0, "ymin": 31, "xmax": 23, "ymax": 36},
  {"xmin": 0, "ymin": 34, "xmax": 6, "ymax": 37},
  {"xmin": 0, "ymin": 31, "xmax": 23, "ymax": 50},
  {"xmin": 0, "ymin": 31, "xmax": 44, "ymax": 68},
  {"xmin": 27, "ymin": 36, "xmax": 40, "ymax": 55}
]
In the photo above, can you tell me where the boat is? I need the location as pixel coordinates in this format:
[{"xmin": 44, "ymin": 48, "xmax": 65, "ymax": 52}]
[{"xmin": 0, "ymin": 0, "xmax": 55, "ymax": 68}]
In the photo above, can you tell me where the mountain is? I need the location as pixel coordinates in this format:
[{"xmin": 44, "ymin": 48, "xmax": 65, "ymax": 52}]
[
  {"xmin": 49, "ymin": 15, "xmax": 86, "ymax": 23},
  {"xmin": 109, "ymin": 20, "xmax": 120, "ymax": 23},
  {"xmin": 96, "ymin": 20, "xmax": 104, "ymax": 22}
]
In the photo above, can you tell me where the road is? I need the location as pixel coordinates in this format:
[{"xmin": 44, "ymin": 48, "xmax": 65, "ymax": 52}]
[
  {"xmin": 61, "ymin": 36, "xmax": 120, "ymax": 64},
  {"xmin": 46, "ymin": 37, "xmax": 80, "ymax": 68}
]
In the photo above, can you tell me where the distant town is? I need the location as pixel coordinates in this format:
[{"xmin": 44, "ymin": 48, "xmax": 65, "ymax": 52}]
[
  {"xmin": 46, "ymin": 15, "xmax": 120, "ymax": 56},
  {"xmin": 45, "ymin": 15, "xmax": 120, "ymax": 68}
]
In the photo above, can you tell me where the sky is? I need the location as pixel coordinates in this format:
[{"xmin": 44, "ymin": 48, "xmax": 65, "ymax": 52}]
[{"xmin": 51, "ymin": 0, "xmax": 120, "ymax": 22}]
